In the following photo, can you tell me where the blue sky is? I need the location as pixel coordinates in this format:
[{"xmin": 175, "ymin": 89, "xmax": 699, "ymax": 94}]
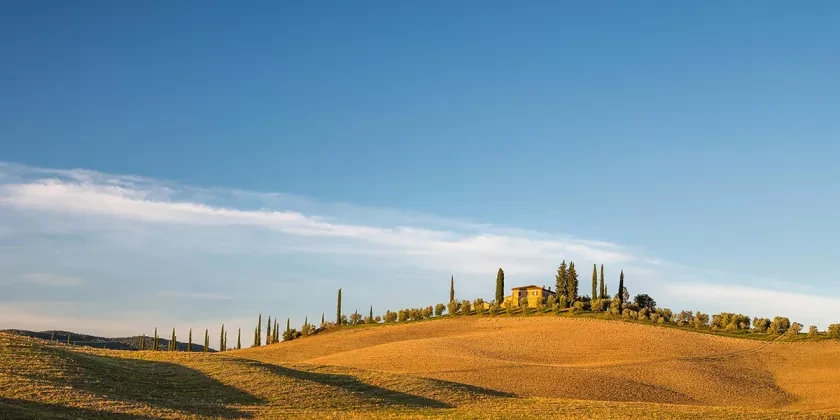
[{"xmin": 1, "ymin": 2, "xmax": 838, "ymax": 346}]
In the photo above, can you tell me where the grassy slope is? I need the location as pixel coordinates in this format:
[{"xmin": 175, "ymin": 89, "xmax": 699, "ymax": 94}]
[{"xmin": 1, "ymin": 316, "xmax": 839, "ymax": 419}]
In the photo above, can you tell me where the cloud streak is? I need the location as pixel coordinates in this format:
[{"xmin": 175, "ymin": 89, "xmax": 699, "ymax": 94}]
[
  {"xmin": 21, "ymin": 273, "xmax": 85, "ymax": 287},
  {"xmin": 0, "ymin": 165, "xmax": 635, "ymax": 276}
]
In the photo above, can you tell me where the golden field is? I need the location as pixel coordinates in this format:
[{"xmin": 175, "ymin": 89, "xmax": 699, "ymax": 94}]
[{"xmin": 2, "ymin": 316, "xmax": 839, "ymax": 419}]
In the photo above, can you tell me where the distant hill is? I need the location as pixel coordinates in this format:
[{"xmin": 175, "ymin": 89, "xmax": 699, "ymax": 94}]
[{"xmin": 0, "ymin": 329, "xmax": 215, "ymax": 352}]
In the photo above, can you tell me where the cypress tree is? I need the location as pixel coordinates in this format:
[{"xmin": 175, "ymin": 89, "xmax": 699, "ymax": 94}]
[
  {"xmin": 254, "ymin": 328, "xmax": 258, "ymax": 347},
  {"xmin": 336, "ymin": 288, "xmax": 342, "ymax": 325},
  {"xmin": 555, "ymin": 260, "xmax": 568, "ymax": 304},
  {"xmin": 618, "ymin": 270, "xmax": 625, "ymax": 306},
  {"xmin": 237, "ymin": 328, "xmax": 241, "ymax": 350},
  {"xmin": 153, "ymin": 328, "xmax": 158, "ymax": 351},
  {"xmin": 220, "ymin": 324, "xmax": 225, "ymax": 352},
  {"xmin": 275, "ymin": 319, "xmax": 279, "ymax": 342},
  {"xmin": 50, "ymin": 332, "xmax": 54, "ymax": 342},
  {"xmin": 286, "ymin": 318, "xmax": 290, "ymax": 334},
  {"xmin": 225, "ymin": 331, "xmax": 228, "ymax": 352},
  {"xmin": 67, "ymin": 333, "xmax": 71, "ymax": 345},
  {"xmin": 256, "ymin": 314, "xmax": 262, "ymax": 346},
  {"xmin": 369, "ymin": 305, "xmax": 373, "ymax": 321},
  {"xmin": 170, "ymin": 328, "xmax": 176, "ymax": 351},
  {"xmin": 321, "ymin": 313, "xmax": 325, "ymax": 326},
  {"xmin": 204, "ymin": 329, "xmax": 209, "ymax": 353},
  {"xmin": 188, "ymin": 329, "xmax": 192, "ymax": 352},
  {"xmin": 567, "ymin": 262, "xmax": 579, "ymax": 304},
  {"xmin": 495, "ymin": 268, "xmax": 505, "ymax": 304},
  {"xmin": 599, "ymin": 264, "xmax": 605, "ymax": 299},
  {"xmin": 266, "ymin": 316, "xmax": 271, "ymax": 345},
  {"xmin": 449, "ymin": 275, "xmax": 455, "ymax": 302},
  {"xmin": 592, "ymin": 264, "xmax": 598, "ymax": 301},
  {"xmin": 140, "ymin": 334, "xmax": 146, "ymax": 350}
]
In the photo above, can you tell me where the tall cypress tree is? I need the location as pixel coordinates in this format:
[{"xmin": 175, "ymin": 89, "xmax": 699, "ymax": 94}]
[
  {"xmin": 140, "ymin": 334, "xmax": 146, "ymax": 350},
  {"xmin": 153, "ymin": 328, "xmax": 158, "ymax": 351},
  {"xmin": 220, "ymin": 324, "xmax": 225, "ymax": 352},
  {"xmin": 618, "ymin": 270, "xmax": 625, "ymax": 306},
  {"xmin": 254, "ymin": 328, "xmax": 258, "ymax": 347},
  {"xmin": 336, "ymin": 288, "xmax": 342, "ymax": 325},
  {"xmin": 495, "ymin": 268, "xmax": 505, "ymax": 304},
  {"xmin": 237, "ymin": 328, "xmax": 241, "ymax": 350},
  {"xmin": 188, "ymin": 329, "xmax": 192, "ymax": 352},
  {"xmin": 567, "ymin": 262, "xmax": 578, "ymax": 305},
  {"xmin": 369, "ymin": 305, "xmax": 373, "ymax": 321},
  {"xmin": 266, "ymin": 317, "xmax": 271, "ymax": 345},
  {"xmin": 599, "ymin": 264, "xmax": 605, "ymax": 299},
  {"xmin": 592, "ymin": 264, "xmax": 598, "ymax": 300},
  {"xmin": 286, "ymin": 318, "xmax": 290, "ymax": 334},
  {"xmin": 204, "ymin": 329, "xmax": 209, "ymax": 352},
  {"xmin": 256, "ymin": 314, "xmax": 262, "ymax": 346},
  {"xmin": 555, "ymin": 260, "xmax": 568, "ymax": 304},
  {"xmin": 170, "ymin": 328, "xmax": 176, "ymax": 351},
  {"xmin": 449, "ymin": 276, "xmax": 455, "ymax": 302},
  {"xmin": 321, "ymin": 313, "xmax": 325, "ymax": 326}
]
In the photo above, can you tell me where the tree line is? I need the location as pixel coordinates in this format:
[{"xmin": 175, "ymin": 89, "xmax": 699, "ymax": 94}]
[{"xmin": 126, "ymin": 263, "xmax": 839, "ymax": 351}]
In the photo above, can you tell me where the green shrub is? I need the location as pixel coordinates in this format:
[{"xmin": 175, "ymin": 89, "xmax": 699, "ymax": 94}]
[
  {"xmin": 769, "ymin": 317, "xmax": 791, "ymax": 335},
  {"xmin": 460, "ymin": 299, "xmax": 471, "ymax": 315},
  {"xmin": 557, "ymin": 295, "xmax": 568, "ymax": 309},
  {"xmin": 676, "ymin": 310, "xmax": 694, "ymax": 325},
  {"xmin": 423, "ymin": 306, "xmax": 434, "ymax": 318},
  {"xmin": 808, "ymin": 325, "xmax": 818, "ymax": 337},
  {"xmin": 828, "ymin": 324, "xmax": 840, "ymax": 339},
  {"xmin": 505, "ymin": 301, "xmax": 514, "ymax": 315},
  {"xmin": 786, "ymin": 322, "xmax": 803, "ymax": 336},
  {"xmin": 447, "ymin": 300, "xmax": 459, "ymax": 316},
  {"xmin": 753, "ymin": 318, "xmax": 770, "ymax": 333},
  {"xmin": 693, "ymin": 312, "xmax": 709, "ymax": 329},
  {"xmin": 573, "ymin": 301, "xmax": 585, "ymax": 311},
  {"xmin": 473, "ymin": 298, "xmax": 485, "ymax": 315},
  {"xmin": 657, "ymin": 308, "xmax": 673, "ymax": 323},
  {"xmin": 434, "ymin": 303, "xmax": 445, "ymax": 317},
  {"xmin": 638, "ymin": 308, "xmax": 649, "ymax": 320},
  {"xmin": 657, "ymin": 317, "xmax": 665, "ymax": 325},
  {"xmin": 398, "ymin": 310, "xmax": 409, "ymax": 322}
]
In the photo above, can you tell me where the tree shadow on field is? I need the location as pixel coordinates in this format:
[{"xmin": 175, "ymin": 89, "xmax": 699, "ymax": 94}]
[
  {"xmin": 423, "ymin": 377, "xmax": 516, "ymax": 398},
  {"xmin": 0, "ymin": 397, "xmax": 156, "ymax": 419},
  {"xmin": 14, "ymin": 347, "xmax": 260, "ymax": 418},
  {"xmin": 232, "ymin": 358, "xmax": 455, "ymax": 408}
]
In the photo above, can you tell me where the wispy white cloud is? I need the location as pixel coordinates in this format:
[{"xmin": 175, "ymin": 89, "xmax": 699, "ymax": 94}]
[
  {"xmin": 0, "ymin": 164, "xmax": 635, "ymax": 276},
  {"xmin": 21, "ymin": 273, "xmax": 85, "ymax": 287},
  {"xmin": 0, "ymin": 162, "xmax": 837, "ymax": 336},
  {"xmin": 663, "ymin": 282, "xmax": 840, "ymax": 328}
]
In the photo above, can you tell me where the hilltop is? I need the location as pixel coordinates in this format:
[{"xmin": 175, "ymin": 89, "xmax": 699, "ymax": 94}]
[{"xmin": 2, "ymin": 316, "xmax": 839, "ymax": 418}]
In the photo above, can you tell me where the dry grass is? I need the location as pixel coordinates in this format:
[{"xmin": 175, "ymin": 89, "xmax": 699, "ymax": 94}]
[{"xmin": 2, "ymin": 316, "xmax": 839, "ymax": 419}]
